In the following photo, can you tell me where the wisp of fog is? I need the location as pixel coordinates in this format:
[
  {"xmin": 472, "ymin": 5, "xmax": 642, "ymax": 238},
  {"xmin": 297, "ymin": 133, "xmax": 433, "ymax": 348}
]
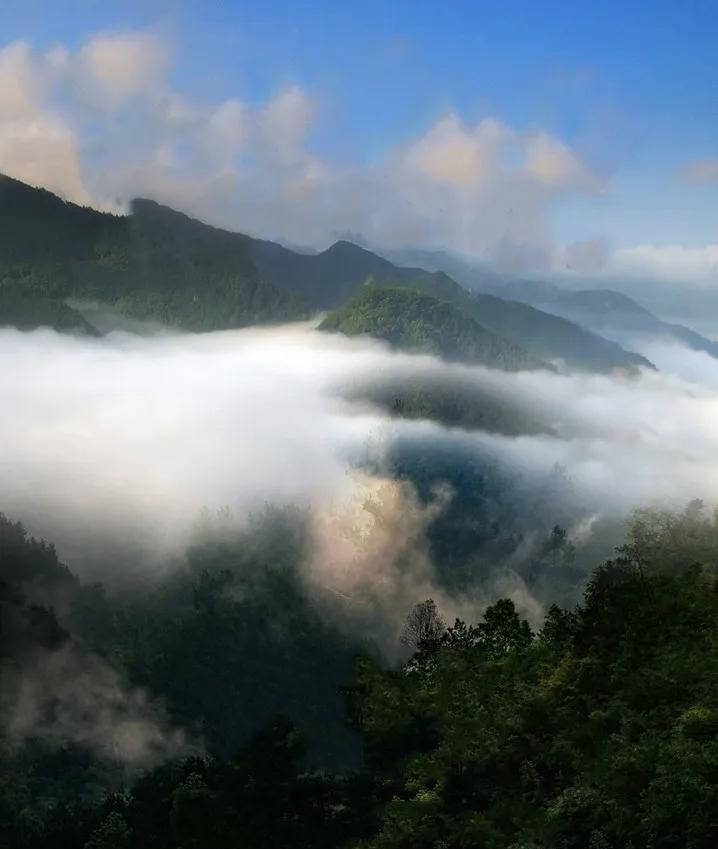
[
  {"xmin": 3, "ymin": 322, "xmax": 718, "ymax": 583},
  {"xmin": 5, "ymin": 320, "xmax": 718, "ymax": 767}
]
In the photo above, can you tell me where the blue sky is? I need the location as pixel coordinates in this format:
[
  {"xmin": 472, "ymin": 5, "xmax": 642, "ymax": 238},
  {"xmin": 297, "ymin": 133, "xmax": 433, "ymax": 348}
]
[{"xmin": 1, "ymin": 0, "xmax": 717, "ymax": 277}]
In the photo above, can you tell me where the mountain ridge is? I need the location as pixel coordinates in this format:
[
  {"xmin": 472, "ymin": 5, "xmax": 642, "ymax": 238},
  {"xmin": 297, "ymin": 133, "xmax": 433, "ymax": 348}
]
[
  {"xmin": 386, "ymin": 243, "xmax": 718, "ymax": 359},
  {"xmin": 0, "ymin": 175, "xmax": 654, "ymax": 372}
]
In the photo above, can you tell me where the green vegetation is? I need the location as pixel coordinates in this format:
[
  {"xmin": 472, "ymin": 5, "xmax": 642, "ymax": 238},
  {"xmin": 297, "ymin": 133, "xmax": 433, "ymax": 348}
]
[
  {"xmin": 255, "ymin": 236, "xmax": 654, "ymax": 373},
  {"xmin": 3, "ymin": 501, "xmax": 718, "ymax": 847},
  {"xmin": 352, "ymin": 501, "xmax": 718, "ymax": 849},
  {"xmin": 0, "ymin": 177, "xmax": 306, "ymax": 332},
  {"xmin": 319, "ymin": 285, "xmax": 544, "ymax": 371},
  {"xmin": 458, "ymin": 290, "xmax": 654, "ymax": 374},
  {"xmin": 0, "ymin": 175, "xmax": 654, "ymax": 374},
  {"xmin": 0, "ymin": 285, "xmax": 99, "ymax": 334},
  {"xmin": 338, "ymin": 373, "xmax": 552, "ymax": 435}
]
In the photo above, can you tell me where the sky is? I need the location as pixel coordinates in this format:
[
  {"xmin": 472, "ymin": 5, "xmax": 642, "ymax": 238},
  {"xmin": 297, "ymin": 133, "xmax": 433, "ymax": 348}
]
[{"xmin": 1, "ymin": 0, "xmax": 717, "ymax": 282}]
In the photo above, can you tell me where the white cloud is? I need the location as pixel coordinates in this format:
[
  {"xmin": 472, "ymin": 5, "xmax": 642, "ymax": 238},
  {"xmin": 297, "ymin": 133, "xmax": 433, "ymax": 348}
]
[
  {"xmin": 208, "ymin": 98, "xmax": 247, "ymax": 156},
  {"xmin": 11, "ymin": 29, "xmax": 718, "ymax": 286},
  {"xmin": 401, "ymin": 114, "xmax": 509, "ymax": 188},
  {"xmin": 4, "ymin": 322, "xmax": 718, "ymax": 603},
  {"xmin": 0, "ymin": 41, "xmax": 44, "ymax": 116},
  {"xmin": 524, "ymin": 131, "xmax": 601, "ymax": 192},
  {"xmin": 260, "ymin": 85, "xmax": 314, "ymax": 161},
  {"xmin": 0, "ymin": 31, "xmax": 605, "ymax": 269},
  {"xmin": 77, "ymin": 31, "xmax": 169, "ymax": 107},
  {"xmin": 375, "ymin": 113, "xmax": 603, "ymax": 265},
  {"xmin": 609, "ymin": 243, "xmax": 718, "ymax": 284},
  {"xmin": 0, "ymin": 41, "xmax": 90, "ymax": 204},
  {"xmin": 0, "ymin": 116, "xmax": 89, "ymax": 203}
]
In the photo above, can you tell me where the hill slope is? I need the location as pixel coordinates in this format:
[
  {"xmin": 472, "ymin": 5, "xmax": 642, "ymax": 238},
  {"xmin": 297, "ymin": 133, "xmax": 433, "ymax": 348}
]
[
  {"xmin": 542, "ymin": 287, "xmax": 718, "ymax": 356},
  {"xmin": 489, "ymin": 278, "xmax": 718, "ymax": 356},
  {"xmin": 395, "ymin": 245, "xmax": 718, "ymax": 359},
  {"xmin": 319, "ymin": 284, "xmax": 543, "ymax": 370},
  {"xmin": 0, "ymin": 176, "xmax": 306, "ymax": 331},
  {"xmin": 0, "ymin": 285, "xmax": 99, "ymax": 335},
  {"xmin": 255, "ymin": 237, "xmax": 653, "ymax": 373},
  {"xmin": 253, "ymin": 237, "xmax": 653, "ymax": 372},
  {"xmin": 0, "ymin": 175, "xmax": 654, "ymax": 372}
]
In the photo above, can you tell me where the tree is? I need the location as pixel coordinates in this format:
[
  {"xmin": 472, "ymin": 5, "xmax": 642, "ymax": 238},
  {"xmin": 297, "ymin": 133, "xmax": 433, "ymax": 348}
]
[
  {"xmin": 540, "ymin": 603, "xmax": 578, "ymax": 652},
  {"xmin": 477, "ymin": 598, "xmax": 533, "ymax": 656},
  {"xmin": 400, "ymin": 599, "xmax": 446, "ymax": 649},
  {"xmin": 83, "ymin": 812, "xmax": 131, "ymax": 849}
]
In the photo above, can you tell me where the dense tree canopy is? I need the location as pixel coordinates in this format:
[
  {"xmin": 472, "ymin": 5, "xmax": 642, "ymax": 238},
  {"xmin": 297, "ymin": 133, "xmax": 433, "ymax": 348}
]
[
  {"xmin": 319, "ymin": 285, "xmax": 542, "ymax": 371},
  {"xmin": 0, "ymin": 175, "xmax": 653, "ymax": 373},
  {"xmin": 2, "ymin": 503, "xmax": 718, "ymax": 847}
]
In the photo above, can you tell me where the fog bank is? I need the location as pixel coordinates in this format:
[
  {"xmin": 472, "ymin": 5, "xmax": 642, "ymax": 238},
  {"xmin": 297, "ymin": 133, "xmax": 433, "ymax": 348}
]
[{"xmin": 2, "ymin": 323, "xmax": 718, "ymax": 588}]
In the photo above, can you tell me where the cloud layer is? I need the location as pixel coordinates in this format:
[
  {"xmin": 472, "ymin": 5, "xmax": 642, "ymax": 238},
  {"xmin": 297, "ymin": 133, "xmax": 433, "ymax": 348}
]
[
  {"xmin": 607, "ymin": 243, "xmax": 718, "ymax": 285},
  {"xmin": 4, "ymin": 322, "xmax": 718, "ymax": 576}
]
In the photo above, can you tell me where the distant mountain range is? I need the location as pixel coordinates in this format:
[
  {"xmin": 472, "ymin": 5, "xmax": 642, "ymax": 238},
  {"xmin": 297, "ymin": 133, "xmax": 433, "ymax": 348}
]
[
  {"xmin": 0, "ymin": 175, "xmax": 654, "ymax": 374},
  {"xmin": 386, "ymin": 245, "xmax": 718, "ymax": 359},
  {"xmin": 495, "ymin": 282, "xmax": 718, "ymax": 358}
]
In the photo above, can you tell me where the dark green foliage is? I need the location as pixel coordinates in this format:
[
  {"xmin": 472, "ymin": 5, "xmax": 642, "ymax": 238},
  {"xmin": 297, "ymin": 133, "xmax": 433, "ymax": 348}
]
[
  {"xmin": 380, "ymin": 439, "xmax": 587, "ymax": 605},
  {"xmin": 0, "ymin": 285, "xmax": 99, "ymax": 335},
  {"xmin": 331, "ymin": 366, "xmax": 554, "ymax": 436},
  {"xmin": 457, "ymin": 290, "xmax": 654, "ymax": 374},
  {"xmin": 0, "ymin": 175, "xmax": 654, "ymax": 375},
  {"xmin": 295, "ymin": 240, "xmax": 652, "ymax": 374},
  {"xmin": 69, "ymin": 507, "xmax": 364, "ymax": 769},
  {"xmin": 0, "ymin": 513, "xmax": 73, "ymax": 657},
  {"xmin": 319, "ymin": 285, "xmax": 543, "ymax": 371},
  {"xmin": 353, "ymin": 504, "xmax": 718, "ymax": 848},
  {"xmin": 0, "ymin": 177, "xmax": 306, "ymax": 332},
  {"xmin": 4, "ymin": 504, "xmax": 718, "ymax": 847},
  {"xmin": 0, "ymin": 516, "xmax": 122, "ymax": 849},
  {"xmin": 9, "ymin": 722, "xmax": 378, "ymax": 849},
  {"xmin": 0, "ymin": 509, "xmax": 366, "ymax": 846}
]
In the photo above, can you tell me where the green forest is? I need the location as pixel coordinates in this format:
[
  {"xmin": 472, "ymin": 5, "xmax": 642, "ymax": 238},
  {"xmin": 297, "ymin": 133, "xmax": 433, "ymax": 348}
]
[
  {"xmin": 2, "ymin": 501, "xmax": 718, "ymax": 848},
  {"xmin": 319, "ymin": 285, "xmax": 544, "ymax": 371},
  {"xmin": 0, "ymin": 174, "xmax": 714, "ymax": 849},
  {"xmin": 0, "ymin": 175, "xmax": 652, "ymax": 374}
]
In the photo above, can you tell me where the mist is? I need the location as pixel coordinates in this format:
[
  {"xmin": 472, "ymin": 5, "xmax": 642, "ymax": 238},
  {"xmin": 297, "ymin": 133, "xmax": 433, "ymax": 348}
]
[
  {"xmin": 2, "ymin": 644, "xmax": 192, "ymax": 770},
  {"xmin": 3, "ymin": 322, "xmax": 718, "ymax": 581}
]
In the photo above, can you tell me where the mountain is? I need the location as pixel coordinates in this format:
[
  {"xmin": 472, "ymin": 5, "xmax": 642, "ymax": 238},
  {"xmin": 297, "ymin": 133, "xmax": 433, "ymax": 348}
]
[
  {"xmin": 391, "ymin": 245, "xmax": 718, "ymax": 359},
  {"xmin": 318, "ymin": 284, "xmax": 544, "ymax": 371},
  {"xmin": 484, "ymin": 277, "xmax": 718, "ymax": 356},
  {"xmin": 533, "ymin": 287, "xmax": 718, "ymax": 357},
  {"xmin": 381, "ymin": 245, "xmax": 505, "ymax": 290},
  {"xmin": 0, "ymin": 175, "xmax": 653, "ymax": 373},
  {"xmin": 253, "ymin": 238, "xmax": 653, "ymax": 373},
  {"xmin": 447, "ymin": 288, "xmax": 653, "ymax": 373},
  {"xmin": 0, "ymin": 176, "xmax": 306, "ymax": 332}
]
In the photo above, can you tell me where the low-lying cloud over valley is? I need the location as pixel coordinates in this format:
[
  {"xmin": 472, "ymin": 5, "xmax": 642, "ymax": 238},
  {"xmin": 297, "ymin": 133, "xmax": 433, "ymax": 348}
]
[{"xmin": 3, "ymin": 321, "xmax": 718, "ymax": 582}]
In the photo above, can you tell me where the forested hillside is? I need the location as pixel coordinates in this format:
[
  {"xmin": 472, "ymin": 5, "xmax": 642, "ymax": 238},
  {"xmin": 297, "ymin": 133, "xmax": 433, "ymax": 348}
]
[
  {"xmin": 0, "ymin": 176, "xmax": 306, "ymax": 332},
  {"xmin": 254, "ymin": 237, "xmax": 653, "ymax": 373},
  {"xmin": 3, "ymin": 503, "xmax": 718, "ymax": 847},
  {"xmin": 351, "ymin": 503, "xmax": 718, "ymax": 849},
  {"xmin": 491, "ymin": 280, "xmax": 718, "ymax": 358},
  {"xmin": 0, "ymin": 175, "xmax": 653, "ymax": 373},
  {"xmin": 0, "ymin": 285, "xmax": 98, "ymax": 335},
  {"xmin": 319, "ymin": 285, "xmax": 544, "ymax": 371},
  {"xmin": 399, "ymin": 245, "xmax": 718, "ymax": 361}
]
